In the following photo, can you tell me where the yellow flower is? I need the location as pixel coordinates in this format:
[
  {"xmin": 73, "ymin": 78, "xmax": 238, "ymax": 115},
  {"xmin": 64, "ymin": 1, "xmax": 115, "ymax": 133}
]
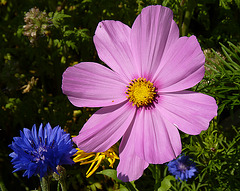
[{"xmin": 73, "ymin": 144, "xmax": 119, "ymax": 178}]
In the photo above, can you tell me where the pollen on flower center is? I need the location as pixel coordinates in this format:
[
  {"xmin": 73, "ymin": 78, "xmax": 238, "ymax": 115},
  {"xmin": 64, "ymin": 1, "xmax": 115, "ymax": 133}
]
[{"xmin": 126, "ymin": 77, "xmax": 157, "ymax": 107}]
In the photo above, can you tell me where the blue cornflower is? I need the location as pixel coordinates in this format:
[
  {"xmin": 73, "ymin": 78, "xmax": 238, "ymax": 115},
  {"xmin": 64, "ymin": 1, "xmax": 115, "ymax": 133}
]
[
  {"xmin": 9, "ymin": 123, "xmax": 77, "ymax": 178},
  {"xmin": 167, "ymin": 154, "xmax": 197, "ymax": 181}
]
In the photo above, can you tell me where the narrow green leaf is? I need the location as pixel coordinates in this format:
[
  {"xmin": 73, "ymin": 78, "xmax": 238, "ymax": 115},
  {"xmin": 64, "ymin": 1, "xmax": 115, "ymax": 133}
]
[
  {"xmin": 205, "ymin": 63, "xmax": 219, "ymax": 73},
  {"xmin": 206, "ymin": 57, "xmax": 225, "ymax": 77},
  {"xmin": 119, "ymin": 184, "xmax": 129, "ymax": 191},
  {"xmin": 96, "ymin": 169, "xmax": 120, "ymax": 182},
  {"xmin": 97, "ymin": 169, "xmax": 139, "ymax": 191},
  {"xmin": 162, "ymin": 0, "xmax": 171, "ymax": 6},
  {"xmin": 228, "ymin": 41, "xmax": 240, "ymax": 54},
  {"xmin": 52, "ymin": 12, "xmax": 71, "ymax": 28},
  {"xmin": 220, "ymin": 43, "xmax": 240, "ymax": 70},
  {"xmin": 211, "ymin": 49, "xmax": 232, "ymax": 76}
]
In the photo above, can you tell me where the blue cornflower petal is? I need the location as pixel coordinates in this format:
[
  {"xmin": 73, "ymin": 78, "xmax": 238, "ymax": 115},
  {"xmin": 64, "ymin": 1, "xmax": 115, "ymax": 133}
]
[
  {"xmin": 167, "ymin": 154, "xmax": 197, "ymax": 182},
  {"xmin": 9, "ymin": 123, "xmax": 77, "ymax": 178}
]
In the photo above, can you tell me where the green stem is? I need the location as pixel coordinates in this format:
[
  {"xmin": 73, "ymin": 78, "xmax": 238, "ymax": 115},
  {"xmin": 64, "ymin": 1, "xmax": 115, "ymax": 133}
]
[
  {"xmin": 154, "ymin": 164, "xmax": 161, "ymax": 191},
  {"xmin": 124, "ymin": 181, "xmax": 139, "ymax": 191},
  {"xmin": 181, "ymin": 0, "xmax": 196, "ymax": 36},
  {"xmin": 179, "ymin": 0, "xmax": 185, "ymax": 35},
  {"xmin": 40, "ymin": 176, "xmax": 50, "ymax": 191},
  {"xmin": 0, "ymin": 176, "xmax": 8, "ymax": 191},
  {"xmin": 59, "ymin": 178, "xmax": 67, "ymax": 191},
  {"xmin": 53, "ymin": 166, "xmax": 67, "ymax": 191}
]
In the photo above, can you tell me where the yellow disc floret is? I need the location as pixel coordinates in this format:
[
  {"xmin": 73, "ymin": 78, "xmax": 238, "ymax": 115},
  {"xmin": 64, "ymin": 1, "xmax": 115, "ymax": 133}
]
[{"xmin": 126, "ymin": 77, "xmax": 157, "ymax": 107}]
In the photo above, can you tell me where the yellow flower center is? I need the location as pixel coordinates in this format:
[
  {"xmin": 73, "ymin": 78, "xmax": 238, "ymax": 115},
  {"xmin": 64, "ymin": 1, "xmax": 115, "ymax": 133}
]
[{"xmin": 126, "ymin": 77, "xmax": 157, "ymax": 107}]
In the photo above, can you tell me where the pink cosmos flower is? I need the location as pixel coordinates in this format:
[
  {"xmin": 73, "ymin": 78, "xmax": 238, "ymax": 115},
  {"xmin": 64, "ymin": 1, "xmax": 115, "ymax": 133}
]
[{"xmin": 62, "ymin": 5, "xmax": 218, "ymax": 182}]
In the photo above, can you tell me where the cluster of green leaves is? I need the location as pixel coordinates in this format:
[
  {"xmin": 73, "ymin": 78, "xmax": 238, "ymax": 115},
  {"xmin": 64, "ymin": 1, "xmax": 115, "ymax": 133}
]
[
  {"xmin": 203, "ymin": 42, "xmax": 240, "ymax": 115},
  {"xmin": 179, "ymin": 123, "xmax": 240, "ymax": 190}
]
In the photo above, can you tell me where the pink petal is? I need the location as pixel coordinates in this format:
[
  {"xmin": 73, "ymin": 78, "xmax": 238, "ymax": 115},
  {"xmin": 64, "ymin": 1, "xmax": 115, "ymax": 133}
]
[
  {"xmin": 131, "ymin": 5, "xmax": 179, "ymax": 78},
  {"xmin": 153, "ymin": 36, "xmax": 205, "ymax": 92},
  {"xmin": 72, "ymin": 101, "xmax": 136, "ymax": 153},
  {"xmin": 134, "ymin": 108, "xmax": 182, "ymax": 164},
  {"xmin": 117, "ymin": 120, "xmax": 149, "ymax": 182},
  {"xmin": 94, "ymin": 21, "xmax": 137, "ymax": 82},
  {"xmin": 62, "ymin": 62, "xmax": 127, "ymax": 107},
  {"xmin": 157, "ymin": 91, "xmax": 218, "ymax": 135}
]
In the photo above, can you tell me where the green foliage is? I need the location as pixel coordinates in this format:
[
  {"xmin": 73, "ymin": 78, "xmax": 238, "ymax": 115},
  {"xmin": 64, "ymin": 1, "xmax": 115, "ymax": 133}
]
[
  {"xmin": 199, "ymin": 42, "xmax": 240, "ymax": 116},
  {"xmin": 51, "ymin": 11, "xmax": 71, "ymax": 28},
  {"xmin": 97, "ymin": 169, "xmax": 138, "ymax": 191},
  {"xmin": 180, "ymin": 123, "xmax": 240, "ymax": 190},
  {"xmin": 158, "ymin": 175, "xmax": 176, "ymax": 191}
]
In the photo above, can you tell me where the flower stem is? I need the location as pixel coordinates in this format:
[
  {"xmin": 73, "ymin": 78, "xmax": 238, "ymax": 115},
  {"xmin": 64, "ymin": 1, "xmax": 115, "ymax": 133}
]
[
  {"xmin": 53, "ymin": 166, "xmax": 67, "ymax": 191},
  {"xmin": 154, "ymin": 164, "xmax": 161, "ymax": 191},
  {"xmin": 124, "ymin": 181, "xmax": 139, "ymax": 191},
  {"xmin": 59, "ymin": 178, "xmax": 67, "ymax": 191},
  {"xmin": 40, "ymin": 176, "xmax": 50, "ymax": 191},
  {"xmin": 181, "ymin": 0, "xmax": 196, "ymax": 36}
]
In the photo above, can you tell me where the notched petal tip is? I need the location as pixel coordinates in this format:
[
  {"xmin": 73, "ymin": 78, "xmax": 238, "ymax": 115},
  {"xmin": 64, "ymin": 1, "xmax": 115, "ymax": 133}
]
[
  {"xmin": 117, "ymin": 172, "xmax": 130, "ymax": 182},
  {"xmin": 93, "ymin": 20, "xmax": 135, "ymax": 81},
  {"xmin": 158, "ymin": 91, "xmax": 218, "ymax": 135},
  {"xmin": 131, "ymin": 4, "xmax": 179, "ymax": 78},
  {"xmin": 62, "ymin": 62, "xmax": 127, "ymax": 108}
]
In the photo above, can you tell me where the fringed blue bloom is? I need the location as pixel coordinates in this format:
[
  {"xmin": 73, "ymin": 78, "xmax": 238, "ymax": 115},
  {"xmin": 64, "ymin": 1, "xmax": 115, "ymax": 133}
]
[
  {"xmin": 9, "ymin": 123, "xmax": 77, "ymax": 178},
  {"xmin": 167, "ymin": 154, "xmax": 197, "ymax": 181}
]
